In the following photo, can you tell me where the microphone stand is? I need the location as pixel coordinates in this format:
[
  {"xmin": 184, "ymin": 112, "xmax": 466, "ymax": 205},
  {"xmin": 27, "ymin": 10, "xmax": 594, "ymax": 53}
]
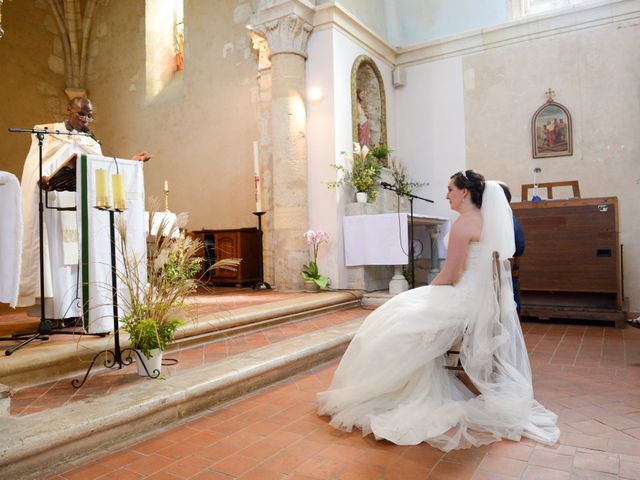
[
  {"xmin": 379, "ymin": 182, "xmax": 433, "ymax": 289},
  {"xmin": 4, "ymin": 127, "xmax": 100, "ymax": 356}
]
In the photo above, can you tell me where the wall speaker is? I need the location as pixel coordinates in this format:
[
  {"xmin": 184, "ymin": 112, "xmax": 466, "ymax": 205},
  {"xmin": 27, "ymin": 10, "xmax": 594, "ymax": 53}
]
[{"xmin": 392, "ymin": 66, "xmax": 406, "ymax": 87}]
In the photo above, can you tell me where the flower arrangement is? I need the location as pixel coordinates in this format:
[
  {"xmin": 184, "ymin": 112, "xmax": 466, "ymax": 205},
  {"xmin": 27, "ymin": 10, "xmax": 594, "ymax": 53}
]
[
  {"xmin": 328, "ymin": 143, "xmax": 382, "ymax": 202},
  {"xmin": 302, "ymin": 229, "xmax": 329, "ymax": 289},
  {"xmin": 117, "ymin": 210, "xmax": 240, "ymax": 359},
  {"xmin": 388, "ymin": 157, "xmax": 426, "ymax": 198}
]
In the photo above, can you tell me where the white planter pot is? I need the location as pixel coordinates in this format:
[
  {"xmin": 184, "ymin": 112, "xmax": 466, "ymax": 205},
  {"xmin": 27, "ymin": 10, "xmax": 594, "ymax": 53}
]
[
  {"xmin": 136, "ymin": 348, "xmax": 162, "ymax": 377},
  {"xmin": 303, "ymin": 280, "xmax": 320, "ymax": 293},
  {"xmin": 355, "ymin": 192, "xmax": 368, "ymax": 203}
]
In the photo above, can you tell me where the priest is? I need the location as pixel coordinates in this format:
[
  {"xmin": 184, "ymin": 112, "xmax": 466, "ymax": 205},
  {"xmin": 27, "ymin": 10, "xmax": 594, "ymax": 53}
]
[{"xmin": 17, "ymin": 97, "xmax": 150, "ymax": 325}]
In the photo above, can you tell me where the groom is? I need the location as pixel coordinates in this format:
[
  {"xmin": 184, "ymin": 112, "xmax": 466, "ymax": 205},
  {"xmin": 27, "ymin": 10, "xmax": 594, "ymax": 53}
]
[{"xmin": 498, "ymin": 182, "xmax": 525, "ymax": 314}]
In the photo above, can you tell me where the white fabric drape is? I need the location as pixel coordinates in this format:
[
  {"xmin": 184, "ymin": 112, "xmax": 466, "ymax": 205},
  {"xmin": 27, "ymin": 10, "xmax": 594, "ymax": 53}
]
[
  {"xmin": 79, "ymin": 155, "xmax": 146, "ymax": 334},
  {"xmin": 0, "ymin": 172, "xmax": 23, "ymax": 307}
]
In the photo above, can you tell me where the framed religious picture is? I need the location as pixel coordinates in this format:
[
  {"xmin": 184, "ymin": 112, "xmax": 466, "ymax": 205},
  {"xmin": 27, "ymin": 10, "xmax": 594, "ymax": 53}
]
[{"xmin": 531, "ymin": 90, "xmax": 573, "ymax": 158}]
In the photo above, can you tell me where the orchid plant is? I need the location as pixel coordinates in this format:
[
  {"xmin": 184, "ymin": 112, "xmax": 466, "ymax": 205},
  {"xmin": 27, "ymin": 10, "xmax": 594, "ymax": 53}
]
[{"xmin": 302, "ymin": 230, "xmax": 329, "ymax": 289}]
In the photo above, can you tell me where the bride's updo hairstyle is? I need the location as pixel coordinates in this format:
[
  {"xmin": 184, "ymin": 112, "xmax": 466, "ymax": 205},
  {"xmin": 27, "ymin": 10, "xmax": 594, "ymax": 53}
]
[{"xmin": 451, "ymin": 170, "xmax": 485, "ymax": 208}]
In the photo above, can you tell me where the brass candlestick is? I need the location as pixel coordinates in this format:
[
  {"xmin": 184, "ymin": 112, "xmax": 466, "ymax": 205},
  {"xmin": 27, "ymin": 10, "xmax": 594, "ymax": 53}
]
[{"xmin": 164, "ymin": 189, "xmax": 170, "ymax": 212}]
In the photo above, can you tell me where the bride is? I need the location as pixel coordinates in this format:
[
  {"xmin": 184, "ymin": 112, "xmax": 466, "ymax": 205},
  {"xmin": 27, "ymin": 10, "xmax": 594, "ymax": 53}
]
[{"xmin": 318, "ymin": 170, "xmax": 559, "ymax": 451}]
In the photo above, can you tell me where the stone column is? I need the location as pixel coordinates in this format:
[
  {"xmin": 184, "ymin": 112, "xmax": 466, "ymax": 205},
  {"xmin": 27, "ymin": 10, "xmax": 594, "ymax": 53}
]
[{"xmin": 252, "ymin": 2, "xmax": 313, "ymax": 289}]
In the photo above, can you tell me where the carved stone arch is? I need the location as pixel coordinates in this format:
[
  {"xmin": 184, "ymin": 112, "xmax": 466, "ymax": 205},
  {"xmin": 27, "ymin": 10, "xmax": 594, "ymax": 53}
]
[{"xmin": 351, "ymin": 55, "xmax": 387, "ymax": 148}]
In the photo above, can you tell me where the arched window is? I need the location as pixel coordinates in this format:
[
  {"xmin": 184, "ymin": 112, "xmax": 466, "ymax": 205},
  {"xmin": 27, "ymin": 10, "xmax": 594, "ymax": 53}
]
[
  {"xmin": 145, "ymin": 0, "xmax": 184, "ymax": 99},
  {"xmin": 175, "ymin": 1, "xmax": 184, "ymax": 71},
  {"xmin": 518, "ymin": 0, "xmax": 595, "ymax": 16}
]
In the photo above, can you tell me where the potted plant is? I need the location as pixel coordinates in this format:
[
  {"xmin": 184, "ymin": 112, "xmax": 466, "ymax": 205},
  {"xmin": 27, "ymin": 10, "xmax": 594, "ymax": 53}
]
[
  {"xmin": 301, "ymin": 229, "xmax": 329, "ymax": 291},
  {"xmin": 388, "ymin": 157, "xmax": 426, "ymax": 199},
  {"xmin": 368, "ymin": 144, "xmax": 391, "ymax": 167},
  {"xmin": 117, "ymin": 212, "xmax": 239, "ymax": 376},
  {"xmin": 328, "ymin": 143, "xmax": 382, "ymax": 203}
]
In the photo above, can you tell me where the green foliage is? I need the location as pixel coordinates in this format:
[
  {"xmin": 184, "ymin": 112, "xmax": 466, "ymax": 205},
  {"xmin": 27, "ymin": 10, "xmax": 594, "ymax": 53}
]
[
  {"xmin": 368, "ymin": 144, "xmax": 392, "ymax": 164},
  {"xmin": 389, "ymin": 157, "xmax": 426, "ymax": 199},
  {"xmin": 116, "ymin": 207, "xmax": 240, "ymax": 359},
  {"xmin": 301, "ymin": 260, "xmax": 329, "ymax": 289},
  {"xmin": 328, "ymin": 144, "xmax": 383, "ymax": 202}
]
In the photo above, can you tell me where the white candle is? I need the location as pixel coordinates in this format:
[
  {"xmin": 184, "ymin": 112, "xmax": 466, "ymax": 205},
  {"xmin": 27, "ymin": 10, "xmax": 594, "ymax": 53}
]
[
  {"xmin": 112, "ymin": 173, "xmax": 125, "ymax": 210},
  {"xmin": 95, "ymin": 168, "xmax": 109, "ymax": 208},
  {"xmin": 253, "ymin": 141, "xmax": 262, "ymax": 212},
  {"xmin": 164, "ymin": 180, "xmax": 169, "ymax": 192}
]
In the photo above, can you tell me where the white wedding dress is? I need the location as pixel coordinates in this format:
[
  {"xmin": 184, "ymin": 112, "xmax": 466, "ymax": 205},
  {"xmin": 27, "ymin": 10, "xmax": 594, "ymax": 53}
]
[{"xmin": 318, "ymin": 182, "xmax": 559, "ymax": 451}]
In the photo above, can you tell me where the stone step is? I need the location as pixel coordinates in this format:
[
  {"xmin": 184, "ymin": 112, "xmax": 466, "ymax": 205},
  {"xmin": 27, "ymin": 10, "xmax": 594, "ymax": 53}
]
[
  {"xmin": 0, "ymin": 290, "xmax": 362, "ymax": 389},
  {"xmin": 0, "ymin": 316, "xmax": 364, "ymax": 480}
]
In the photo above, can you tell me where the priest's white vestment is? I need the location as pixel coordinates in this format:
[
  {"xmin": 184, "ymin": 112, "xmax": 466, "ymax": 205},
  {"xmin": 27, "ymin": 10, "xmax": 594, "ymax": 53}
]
[{"xmin": 17, "ymin": 122, "xmax": 102, "ymax": 319}]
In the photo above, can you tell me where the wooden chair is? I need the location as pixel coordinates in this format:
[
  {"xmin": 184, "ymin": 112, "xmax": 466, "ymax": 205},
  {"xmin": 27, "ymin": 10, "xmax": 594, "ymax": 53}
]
[
  {"xmin": 521, "ymin": 180, "xmax": 580, "ymax": 201},
  {"xmin": 444, "ymin": 251, "xmax": 503, "ymax": 396}
]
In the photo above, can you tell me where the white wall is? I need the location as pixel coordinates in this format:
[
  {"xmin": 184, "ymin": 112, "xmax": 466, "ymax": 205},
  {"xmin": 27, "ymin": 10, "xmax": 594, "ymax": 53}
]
[
  {"xmin": 394, "ymin": 56, "xmax": 466, "ymax": 220},
  {"xmin": 306, "ymin": 26, "xmax": 396, "ymax": 289},
  {"xmin": 394, "ymin": 0, "xmax": 507, "ymax": 45}
]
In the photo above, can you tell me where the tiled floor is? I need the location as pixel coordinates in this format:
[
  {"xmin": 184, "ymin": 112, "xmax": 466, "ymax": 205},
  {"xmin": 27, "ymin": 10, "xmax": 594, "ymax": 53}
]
[
  {"xmin": 8, "ymin": 298, "xmax": 366, "ymax": 416},
  {"xmin": 43, "ymin": 320, "xmax": 640, "ymax": 480}
]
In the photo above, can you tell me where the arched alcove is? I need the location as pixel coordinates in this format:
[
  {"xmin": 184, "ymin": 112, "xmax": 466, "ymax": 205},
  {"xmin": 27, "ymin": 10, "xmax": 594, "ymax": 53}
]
[{"xmin": 351, "ymin": 55, "xmax": 387, "ymax": 149}]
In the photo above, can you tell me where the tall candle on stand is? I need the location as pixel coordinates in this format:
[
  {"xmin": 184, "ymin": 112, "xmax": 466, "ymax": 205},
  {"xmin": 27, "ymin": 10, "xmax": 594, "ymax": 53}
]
[
  {"xmin": 95, "ymin": 168, "xmax": 109, "ymax": 208},
  {"xmin": 164, "ymin": 180, "xmax": 170, "ymax": 212},
  {"xmin": 112, "ymin": 173, "xmax": 126, "ymax": 210},
  {"xmin": 253, "ymin": 141, "xmax": 262, "ymax": 212}
]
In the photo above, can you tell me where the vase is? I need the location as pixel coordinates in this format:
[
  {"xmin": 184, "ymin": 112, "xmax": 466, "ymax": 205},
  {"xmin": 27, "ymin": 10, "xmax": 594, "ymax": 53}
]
[
  {"xmin": 355, "ymin": 191, "xmax": 368, "ymax": 203},
  {"xmin": 136, "ymin": 348, "xmax": 163, "ymax": 377},
  {"xmin": 303, "ymin": 280, "xmax": 320, "ymax": 293}
]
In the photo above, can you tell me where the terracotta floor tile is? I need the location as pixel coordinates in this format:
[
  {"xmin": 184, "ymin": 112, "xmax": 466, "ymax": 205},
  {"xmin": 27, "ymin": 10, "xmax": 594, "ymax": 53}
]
[
  {"xmin": 159, "ymin": 455, "xmax": 212, "ymax": 478},
  {"xmin": 569, "ymin": 467, "xmax": 618, "ymax": 479},
  {"xmin": 572, "ymin": 450, "xmax": 620, "ymax": 475},
  {"xmin": 237, "ymin": 466, "xmax": 284, "ymax": 480},
  {"xmin": 144, "ymin": 471, "xmax": 182, "ymax": 480},
  {"xmin": 259, "ymin": 450, "xmax": 309, "ymax": 473},
  {"xmin": 124, "ymin": 454, "xmax": 175, "ymax": 476},
  {"xmin": 521, "ymin": 465, "xmax": 571, "ymax": 480},
  {"xmin": 336, "ymin": 461, "xmax": 386, "ymax": 480},
  {"xmin": 489, "ymin": 440, "xmax": 534, "ymax": 461},
  {"xmin": 210, "ymin": 453, "xmax": 260, "ymax": 477},
  {"xmin": 442, "ymin": 447, "xmax": 488, "ymax": 465},
  {"xmin": 189, "ymin": 470, "xmax": 232, "ymax": 480},
  {"xmin": 428, "ymin": 460, "xmax": 476, "ymax": 480},
  {"xmin": 293, "ymin": 455, "xmax": 349, "ymax": 479},
  {"xmin": 477, "ymin": 454, "xmax": 527, "ymax": 477},
  {"xmin": 620, "ymin": 459, "xmax": 640, "ymax": 479},
  {"xmin": 94, "ymin": 469, "xmax": 144, "ymax": 480},
  {"xmin": 528, "ymin": 449, "xmax": 573, "ymax": 471}
]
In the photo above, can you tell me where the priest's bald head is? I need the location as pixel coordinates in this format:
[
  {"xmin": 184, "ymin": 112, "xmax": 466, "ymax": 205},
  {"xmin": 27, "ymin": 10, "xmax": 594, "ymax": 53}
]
[{"xmin": 66, "ymin": 97, "xmax": 94, "ymax": 133}]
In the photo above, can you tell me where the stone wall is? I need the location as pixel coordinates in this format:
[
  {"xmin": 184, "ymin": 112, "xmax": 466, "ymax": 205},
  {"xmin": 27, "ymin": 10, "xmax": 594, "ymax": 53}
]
[{"xmin": 0, "ymin": 0, "xmax": 67, "ymax": 176}]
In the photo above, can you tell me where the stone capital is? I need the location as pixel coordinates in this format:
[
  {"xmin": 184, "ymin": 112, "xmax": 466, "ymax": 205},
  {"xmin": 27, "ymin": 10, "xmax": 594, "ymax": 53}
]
[
  {"xmin": 249, "ymin": 31, "xmax": 271, "ymax": 70},
  {"xmin": 251, "ymin": 0, "xmax": 314, "ymax": 59}
]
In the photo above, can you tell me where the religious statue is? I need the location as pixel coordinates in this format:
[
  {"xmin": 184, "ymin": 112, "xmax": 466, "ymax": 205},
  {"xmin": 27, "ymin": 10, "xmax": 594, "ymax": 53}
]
[{"xmin": 357, "ymin": 89, "xmax": 371, "ymax": 148}]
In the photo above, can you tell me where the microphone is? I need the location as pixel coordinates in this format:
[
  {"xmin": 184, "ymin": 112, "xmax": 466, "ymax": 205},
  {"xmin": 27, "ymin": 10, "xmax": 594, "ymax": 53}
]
[{"xmin": 88, "ymin": 131, "xmax": 102, "ymax": 145}]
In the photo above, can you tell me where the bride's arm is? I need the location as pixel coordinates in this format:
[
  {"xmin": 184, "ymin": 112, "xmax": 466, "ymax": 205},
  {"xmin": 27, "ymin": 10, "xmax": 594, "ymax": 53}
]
[{"xmin": 430, "ymin": 218, "xmax": 472, "ymax": 286}]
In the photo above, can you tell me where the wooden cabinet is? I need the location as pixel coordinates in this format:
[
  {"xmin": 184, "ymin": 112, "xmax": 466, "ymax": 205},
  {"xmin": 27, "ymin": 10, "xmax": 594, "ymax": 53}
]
[
  {"xmin": 190, "ymin": 228, "xmax": 260, "ymax": 287},
  {"xmin": 511, "ymin": 197, "xmax": 625, "ymax": 327}
]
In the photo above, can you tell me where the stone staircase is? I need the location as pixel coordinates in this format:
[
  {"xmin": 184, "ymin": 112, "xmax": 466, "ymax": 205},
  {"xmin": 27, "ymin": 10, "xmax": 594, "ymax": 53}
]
[{"xmin": 0, "ymin": 290, "xmax": 368, "ymax": 480}]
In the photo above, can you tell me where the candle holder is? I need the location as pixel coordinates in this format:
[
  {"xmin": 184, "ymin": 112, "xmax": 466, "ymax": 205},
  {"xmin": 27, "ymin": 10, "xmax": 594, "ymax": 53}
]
[
  {"xmin": 252, "ymin": 211, "xmax": 271, "ymax": 290},
  {"xmin": 164, "ymin": 189, "xmax": 170, "ymax": 212},
  {"xmin": 72, "ymin": 207, "xmax": 157, "ymax": 388}
]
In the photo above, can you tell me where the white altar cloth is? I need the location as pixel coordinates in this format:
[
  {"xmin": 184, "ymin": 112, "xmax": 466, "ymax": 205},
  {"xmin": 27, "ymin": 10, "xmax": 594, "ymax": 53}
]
[
  {"xmin": 343, "ymin": 213, "xmax": 410, "ymax": 266},
  {"xmin": 0, "ymin": 172, "xmax": 23, "ymax": 307},
  {"xmin": 343, "ymin": 212, "xmax": 449, "ymax": 266},
  {"xmin": 78, "ymin": 154, "xmax": 146, "ymax": 333}
]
